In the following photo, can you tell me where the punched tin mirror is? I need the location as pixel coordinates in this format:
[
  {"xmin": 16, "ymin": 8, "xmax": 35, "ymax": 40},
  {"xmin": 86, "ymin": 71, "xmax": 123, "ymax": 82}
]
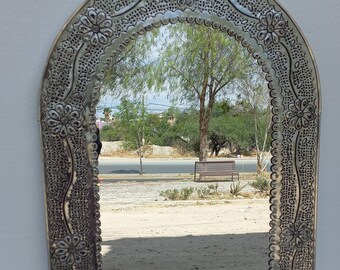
[{"xmin": 40, "ymin": 0, "xmax": 320, "ymax": 269}]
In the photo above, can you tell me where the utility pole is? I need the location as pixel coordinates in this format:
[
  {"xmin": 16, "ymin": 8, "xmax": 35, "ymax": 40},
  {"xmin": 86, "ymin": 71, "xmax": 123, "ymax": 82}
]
[{"xmin": 139, "ymin": 93, "xmax": 145, "ymax": 175}]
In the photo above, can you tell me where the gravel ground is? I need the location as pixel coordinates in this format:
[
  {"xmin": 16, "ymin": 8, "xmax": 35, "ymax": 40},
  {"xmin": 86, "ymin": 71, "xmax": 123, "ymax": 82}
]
[
  {"xmin": 99, "ymin": 179, "xmax": 254, "ymax": 204},
  {"xmin": 98, "ymin": 176, "xmax": 270, "ymax": 270}
]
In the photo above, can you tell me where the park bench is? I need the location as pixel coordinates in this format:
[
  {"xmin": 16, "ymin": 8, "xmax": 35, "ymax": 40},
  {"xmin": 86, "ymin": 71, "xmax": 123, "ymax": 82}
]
[{"xmin": 194, "ymin": 160, "xmax": 239, "ymax": 182}]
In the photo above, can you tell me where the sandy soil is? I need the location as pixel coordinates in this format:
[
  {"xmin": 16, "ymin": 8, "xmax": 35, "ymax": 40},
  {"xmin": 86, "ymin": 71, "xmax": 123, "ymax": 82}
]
[{"xmin": 99, "ymin": 180, "xmax": 270, "ymax": 270}]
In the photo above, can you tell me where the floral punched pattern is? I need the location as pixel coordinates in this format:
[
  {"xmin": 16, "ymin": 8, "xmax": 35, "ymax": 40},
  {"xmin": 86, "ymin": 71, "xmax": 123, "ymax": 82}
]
[
  {"xmin": 286, "ymin": 99, "xmax": 315, "ymax": 130},
  {"xmin": 41, "ymin": 1, "xmax": 320, "ymax": 269},
  {"xmin": 79, "ymin": 8, "xmax": 113, "ymax": 47},
  {"xmin": 46, "ymin": 104, "xmax": 81, "ymax": 137},
  {"xmin": 177, "ymin": 0, "xmax": 194, "ymax": 6},
  {"xmin": 256, "ymin": 11, "xmax": 286, "ymax": 46},
  {"xmin": 283, "ymin": 222, "xmax": 311, "ymax": 248},
  {"xmin": 54, "ymin": 235, "xmax": 88, "ymax": 266}
]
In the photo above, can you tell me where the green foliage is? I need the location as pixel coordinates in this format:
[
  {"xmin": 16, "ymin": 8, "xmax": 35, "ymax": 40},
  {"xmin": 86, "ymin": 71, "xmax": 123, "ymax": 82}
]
[
  {"xmin": 102, "ymin": 24, "xmax": 258, "ymax": 160},
  {"xmin": 160, "ymin": 185, "xmax": 220, "ymax": 201},
  {"xmin": 208, "ymin": 183, "xmax": 219, "ymax": 195},
  {"xmin": 196, "ymin": 184, "xmax": 219, "ymax": 199},
  {"xmin": 103, "ymin": 29, "xmax": 159, "ymax": 99},
  {"xmin": 114, "ymin": 97, "xmax": 147, "ymax": 150},
  {"xmin": 249, "ymin": 176, "xmax": 270, "ymax": 194},
  {"xmin": 101, "ymin": 23, "xmax": 270, "ymax": 159},
  {"xmin": 100, "ymin": 98, "xmax": 270, "ymax": 157},
  {"xmin": 195, "ymin": 187, "xmax": 211, "ymax": 199},
  {"xmin": 159, "ymin": 187, "xmax": 194, "ymax": 201},
  {"xmin": 235, "ymin": 68, "xmax": 271, "ymax": 173},
  {"xmin": 229, "ymin": 181, "xmax": 248, "ymax": 196},
  {"xmin": 154, "ymin": 24, "xmax": 255, "ymax": 160},
  {"xmin": 159, "ymin": 189, "xmax": 179, "ymax": 200},
  {"xmin": 100, "ymin": 126, "xmax": 120, "ymax": 141},
  {"xmin": 114, "ymin": 101, "xmax": 184, "ymax": 149},
  {"xmin": 153, "ymin": 24, "xmax": 253, "ymax": 102},
  {"xmin": 103, "ymin": 107, "xmax": 112, "ymax": 123},
  {"xmin": 171, "ymin": 108, "xmax": 200, "ymax": 154},
  {"xmin": 145, "ymin": 113, "xmax": 175, "ymax": 146},
  {"xmin": 209, "ymin": 112, "xmax": 254, "ymax": 154},
  {"xmin": 180, "ymin": 187, "xmax": 195, "ymax": 200}
]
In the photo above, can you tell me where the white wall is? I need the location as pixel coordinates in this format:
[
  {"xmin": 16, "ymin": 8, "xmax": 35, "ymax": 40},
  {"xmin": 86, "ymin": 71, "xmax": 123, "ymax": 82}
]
[
  {"xmin": 0, "ymin": 1, "xmax": 84, "ymax": 269},
  {"xmin": 280, "ymin": 1, "xmax": 340, "ymax": 268},
  {"xmin": 0, "ymin": 0, "xmax": 339, "ymax": 269}
]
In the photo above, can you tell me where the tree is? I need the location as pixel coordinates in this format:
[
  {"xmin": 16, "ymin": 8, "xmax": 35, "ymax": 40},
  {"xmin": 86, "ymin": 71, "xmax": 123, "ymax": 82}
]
[
  {"xmin": 209, "ymin": 132, "xmax": 229, "ymax": 156},
  {"xmin": 102, "ymin": 24, "xmax": 254, "ymax": 161},
  {"xmin": 236, "ymin": 69, "xmax": 271, "ymax": 176},
  {"xmin": 103, "ymin": 107, "xmax": 112, "ymax": 124},
  {"xmin": 153, "ymin": 24, "xmax": 253, "ymax": 160},
  {"xmin": 209, "ymin": 102, "xmax": 255, "ymax": 156},
  {"xmin": 171, "ymin": 108, "xmax": 200, "ymax": 155},
  {"xmin": 115, "ymin": 97, "xmax": 147, "ymax": 174},
  {"xmin": 100, "ymin": 125, "xmax": 121, "ymax": 141},
  {"xmin": 102, "ymin": 30, "xmax": 159, "ymax": 99},
  {"xmin": 145, "ymin": 112, "xmax": 177, "ymax": 147}
]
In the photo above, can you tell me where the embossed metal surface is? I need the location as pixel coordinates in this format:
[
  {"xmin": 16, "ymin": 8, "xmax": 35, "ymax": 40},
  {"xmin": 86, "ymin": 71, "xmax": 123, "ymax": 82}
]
[{"xmin": 40, "ymin": 1, "xmax": 320, "ymax": 269}]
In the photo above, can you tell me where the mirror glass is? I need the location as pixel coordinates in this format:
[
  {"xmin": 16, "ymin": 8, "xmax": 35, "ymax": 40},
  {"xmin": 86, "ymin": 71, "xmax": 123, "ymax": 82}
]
[
  {"xmin": 40, "ymin": 1, "xmax": 320, "ymax": 269},
  {"xmin": 97, "ymin": 24, "xmax": 271, "ymax": 269}
]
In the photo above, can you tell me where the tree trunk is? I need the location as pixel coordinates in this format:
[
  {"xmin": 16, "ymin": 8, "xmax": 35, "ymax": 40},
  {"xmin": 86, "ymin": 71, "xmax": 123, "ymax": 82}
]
[
  {"xmin": 216, "ymin": 146, "xmax": 221, "ymax": 156},
  {"xmin": 137, "ymin": 135, "xmax": 143, "ymax": 175},
  {"xmin": 197, "ymin": 72, "xmax": 215, "ymax": 161},
  {"xmin": 256, "ymin": 155, "xmax": 262, "ymax": 176},
  {"xmin": 199, "ymin": 124, "xmax": 209, "ymax": 161},
  {"xmin": 211, "ymin": 145, "xmax": 220, "ymax": 157},
  {"xmin": 139, "ymin": 150, "xmax": 143, "ymax": 175},
  {"xmin": 210, "ymin": 137, "xmax": 218, "ymax": 156},
  {"xmin": 198, "ymin": 100, "xmax": 212, "ymax": 161}
]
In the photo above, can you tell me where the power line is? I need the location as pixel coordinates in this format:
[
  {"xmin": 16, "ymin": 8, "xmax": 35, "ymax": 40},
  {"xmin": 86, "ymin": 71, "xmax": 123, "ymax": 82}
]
[
  {"xmin": 96, "ymin": 103, "xmax": 186, "ymax": 111},
  {"xmin": 147, "ymin": 102, "xmax": 186, "ymax": 109}
]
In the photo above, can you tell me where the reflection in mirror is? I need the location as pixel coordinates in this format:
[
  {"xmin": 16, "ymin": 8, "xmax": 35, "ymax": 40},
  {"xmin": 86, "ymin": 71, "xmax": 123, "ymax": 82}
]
[
  {"xmin": 40, "ymin": 0, "xmax": 320, "ymax": 270},
  {"xmin": 96, "ymin": 24, "xmax": 271, "ymax": 269},
  {"xmin": 41, "ymin": 1, "xmax": 320, "ymax": 269}
]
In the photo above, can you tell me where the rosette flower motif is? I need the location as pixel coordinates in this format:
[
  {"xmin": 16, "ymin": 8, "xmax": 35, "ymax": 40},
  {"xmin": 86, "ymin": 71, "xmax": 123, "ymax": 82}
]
[
  {"xmin": 47, "ymin": 104, "xmax": 81, "ymax": 137},
  {"xmin": 177, "ymin": 0, "xmax": 194, "ymax": 5},
  {"xmin": 79, "ymin": 8, "xmax": 113, "ymax": 47},
  {"xmin": 286, "ymin": 99, "xmax": 315, "ymax": 130},
  {"xmin": 283, "ymin": 222, "xmax": 311, "ymax": 248},
  {"xmin": 256, "ymin": 11, "xmax": 286, "ymax": 46},
  {"xmin": 55, "ymin": 235, "xmax": 88, "ymax": 266}
]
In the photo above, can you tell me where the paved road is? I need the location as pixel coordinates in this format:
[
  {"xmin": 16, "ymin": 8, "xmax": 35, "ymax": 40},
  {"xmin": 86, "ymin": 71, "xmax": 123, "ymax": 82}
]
[{"xmin": 98, "ymin": 157, "xmax": 270, "ymax": 174}]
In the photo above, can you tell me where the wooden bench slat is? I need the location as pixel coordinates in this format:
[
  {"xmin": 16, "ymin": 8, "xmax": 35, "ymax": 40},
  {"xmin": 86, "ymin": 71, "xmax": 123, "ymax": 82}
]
[{"xmin": 194, "ymin": 160, "xmax": 239, "ymax": 182}]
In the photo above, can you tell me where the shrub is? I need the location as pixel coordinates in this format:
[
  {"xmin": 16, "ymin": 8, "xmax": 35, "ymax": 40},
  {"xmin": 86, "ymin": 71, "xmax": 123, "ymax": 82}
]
[
  {"xmin": 160, "ymin": 187, "xmax": 194, "ymax": 201},
  {"xmin": 229, "ymin": 181, "xmax": 248, "ymax": 196},
  {"xmin": 195, "ymin": 184, "xmax": 219, "ymax": 199},
  {"xmin": 249, "ymin": 176, "xmax": 270, "ymax": 194},
  {"xmin": 208, "ymin": 183, "xmax": 219, "ymax": 195},
  {"xmin": 196, "ymin": 187, "xmax": 211, "ymax": 199},
  {"xmin": 160, "ymin": 189, "xmax": 180, "ymax": 200},
  {"xmin": 100, "ymin": 126, "xmax": 120, "ymax": 141},
  {"xmin": 180, "ymin": 187, "xmax": 195, "ymax": 200}
]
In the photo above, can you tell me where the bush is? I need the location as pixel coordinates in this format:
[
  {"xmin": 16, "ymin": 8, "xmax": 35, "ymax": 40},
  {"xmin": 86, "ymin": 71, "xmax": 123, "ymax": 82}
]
[
  {"xmin": 100, "ymin": 126, "xmax": 120, "ymax": 141},
  {"xmin": 160, "ymin": 187, "xmax": 194, "ymax": 201},
  {"xmin": 180, "ymin": 187, "xmax": 195, "ymax": 200},
  {"xmin": 160, "ymin": 189, "xmax": 179, "ymax": 200},
  {"xmin": 196, "ymin": 187, "xmax": 211, "ymax": 199},
  {"xmin": 196, "ymin": 184, "xmax": 219, "ymax": 199},
  {"xmin": 229, "ymin": 181, "xmax": 248, "ymax": 196},
  {"xmin": 208, "ymin": 183, "xmax": 219, "ymax": 195},
  {"xmin": 249, "ymin": 176, "xmax": 270, "ymax": 194}
]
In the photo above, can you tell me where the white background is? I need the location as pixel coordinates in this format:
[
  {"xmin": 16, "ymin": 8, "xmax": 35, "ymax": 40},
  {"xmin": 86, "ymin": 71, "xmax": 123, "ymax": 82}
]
[{"xmin": 0, "ymin": 0, "xmax": 339, "ymax": 269}]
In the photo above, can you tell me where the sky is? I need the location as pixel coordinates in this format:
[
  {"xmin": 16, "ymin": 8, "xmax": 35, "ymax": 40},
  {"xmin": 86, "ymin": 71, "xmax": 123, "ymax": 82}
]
[{"xmin": 95, "ymin": 91, "xmax": 186, "ymax": 119}]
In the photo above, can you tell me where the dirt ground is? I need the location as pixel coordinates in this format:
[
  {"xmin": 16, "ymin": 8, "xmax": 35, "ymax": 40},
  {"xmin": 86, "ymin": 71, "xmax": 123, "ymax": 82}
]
[{"xmin": 99, "ymin": 179, "xmax": 270, "ymax": 270}]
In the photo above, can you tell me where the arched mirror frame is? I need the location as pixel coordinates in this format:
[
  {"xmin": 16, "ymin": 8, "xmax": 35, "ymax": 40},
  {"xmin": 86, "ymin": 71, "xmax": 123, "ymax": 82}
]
[{"xmin": 40, "ymin": 0, "xmax": 320, "ymax": 269}]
